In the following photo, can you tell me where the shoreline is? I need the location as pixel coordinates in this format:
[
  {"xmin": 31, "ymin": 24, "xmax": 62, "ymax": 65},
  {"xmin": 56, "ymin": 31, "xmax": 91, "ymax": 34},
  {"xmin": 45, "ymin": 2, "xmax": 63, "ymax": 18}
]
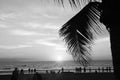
[
  {"xmin": 0, "ymin": 68, "xmax": 114, "ymax": 75},
  {"xmin": 0, "ymin": 66, "xmax": 114, "ymax": 75},
  {"xmin": 0, "ymin": 72, "xmax": 116, "ymax": 80}
]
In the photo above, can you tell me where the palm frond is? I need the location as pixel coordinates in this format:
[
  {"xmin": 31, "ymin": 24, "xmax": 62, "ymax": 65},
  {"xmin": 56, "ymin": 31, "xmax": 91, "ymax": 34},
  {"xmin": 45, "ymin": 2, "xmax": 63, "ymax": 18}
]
[
  {"xmin": 54, "ymin": 0, "xmax": 102, "ymax": 9},
  {"xmin": 59, "ymin": 2, "xmax": 103, "ymax": 65}
]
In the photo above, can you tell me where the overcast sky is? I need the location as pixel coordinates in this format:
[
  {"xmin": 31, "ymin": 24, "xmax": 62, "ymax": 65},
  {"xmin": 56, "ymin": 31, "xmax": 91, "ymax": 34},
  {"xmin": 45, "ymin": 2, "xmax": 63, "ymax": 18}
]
[{"xmin": 0, "ymin": 0, "xmax": 111, "ymax": 62}]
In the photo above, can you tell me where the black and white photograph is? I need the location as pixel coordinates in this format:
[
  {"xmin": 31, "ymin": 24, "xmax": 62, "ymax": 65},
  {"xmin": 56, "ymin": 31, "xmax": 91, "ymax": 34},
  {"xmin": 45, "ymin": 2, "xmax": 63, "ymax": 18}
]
[{"xmin": 0, "ymin": 0, "xmax": 119, "ymax": 80}]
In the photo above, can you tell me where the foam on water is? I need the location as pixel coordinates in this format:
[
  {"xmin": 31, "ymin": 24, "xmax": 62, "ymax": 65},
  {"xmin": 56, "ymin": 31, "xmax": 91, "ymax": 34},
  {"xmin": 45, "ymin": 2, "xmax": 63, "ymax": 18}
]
[{"xmin": 0, "ymin": 60, "xmax": 113, "ymax": 74}]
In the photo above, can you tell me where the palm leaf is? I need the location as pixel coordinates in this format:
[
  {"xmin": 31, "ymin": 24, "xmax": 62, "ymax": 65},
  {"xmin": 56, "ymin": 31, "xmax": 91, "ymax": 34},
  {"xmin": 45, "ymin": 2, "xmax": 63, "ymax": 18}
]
[
  {"xmin": 59, "ymin": 2, "xmax": 103, "ymax": 65},
  {"xmin": 54, "ymin": 0, "xmax": 102, "ymax": 9}
]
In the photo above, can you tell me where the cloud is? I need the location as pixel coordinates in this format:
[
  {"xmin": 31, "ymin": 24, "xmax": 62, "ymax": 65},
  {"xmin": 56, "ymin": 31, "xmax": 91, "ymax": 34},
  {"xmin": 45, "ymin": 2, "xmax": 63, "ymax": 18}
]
[
  {"xmin": 44, "ymin": 23, "xmax": 60, "ymax": 30},
  {"xmin": 0, "ymin": 44, "xmax": 32, "ymax": 49},
  {"xmin": 0, "ymin": 24, "xmax": 7, "ymax": 28},
  {"xmin": 34, "ymin": 39, "xmax": 57, "ymax": 46},
  {"xmin": 22, "ymin": 22, "xmax": 41, "ymax": 29},
  {"xmin": 42, "ymin": 14, "xmax": 58, "ymax": 19},
  {"xmin": 35, "ymin": 39, "xmax": 66, "ymax": 51},
  {"xmin": 22, "ymin": 22, "xmax": 60, "ymax": 30},
  {"xmin": 27, "ymin": 37, "xmax": 66, "ymax": 51},
  {"xmin": 10, "ymin": 29, "xmax": 43, "ymax": 36},
  {"xmin": 26, "ymin": 37, "xmax": 60, "ymax": 47},
  {"xmin": 55, "ymin": 44, "xmax": 66, "ymax": 50},
  {"xmin": 0, "ymin": 13, "xmax": 16, "ymax": 20}
]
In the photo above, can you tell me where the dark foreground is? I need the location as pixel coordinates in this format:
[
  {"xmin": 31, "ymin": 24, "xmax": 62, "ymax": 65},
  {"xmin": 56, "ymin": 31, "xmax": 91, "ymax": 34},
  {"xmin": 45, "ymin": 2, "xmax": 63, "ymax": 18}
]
[{"xmin": 0, "ymin": 72, "xmax": 116, "ymax": 80}]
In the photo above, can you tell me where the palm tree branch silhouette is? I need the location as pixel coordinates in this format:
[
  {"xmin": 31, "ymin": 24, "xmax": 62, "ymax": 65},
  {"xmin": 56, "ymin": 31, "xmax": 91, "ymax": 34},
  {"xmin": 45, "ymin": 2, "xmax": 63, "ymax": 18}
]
[
  {"xmin": 53, "ymin": 0, "xmax": 120, "ymax": 80},
  {"xmin": 59, "ymin": 2, "xmax": 103, "ymax": 65}
]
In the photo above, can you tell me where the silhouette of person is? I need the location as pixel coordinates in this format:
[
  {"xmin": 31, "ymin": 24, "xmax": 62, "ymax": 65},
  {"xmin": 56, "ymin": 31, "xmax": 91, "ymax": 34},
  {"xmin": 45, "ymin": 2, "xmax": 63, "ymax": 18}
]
[
  {"xmin": 31, "ymin": 69, "xmax": 34, "ymax": 74},
  {"xmin": 28, "ymin": 68, "xmax": 31, "ymax": 73},
  {"xmin": 95, "ymin": 70, "xmax": 97, "ymax": 74},
  {"xmin": 46, "ymin": 70, "xmax": 49, "ymax": 74},
  {"xmin": 11, "ymin": 68, "xmax": 19, "ymax": 80},
  {"xmin": 108, "ymin": 67, "xmax": 111, "ymax": 72},
  {"xmin": 75, "ymin": 67, "xmax": 78, "ymax": 73},
  {"xmin": 105, "ymin": 67, "xmax": 109, "ymax": 72},
  {"xmin": 79, "ymin": 67, "xmax": 82, "ymax": 73},
  {"xmin": 83, "ymin": 67, "xmax": 86, "ymax": 73},
  {"xmin": 18, "ymin": 69, "xmax": 24, "ymax": 80},
  {"xmin": 34, "ymin": 69, "xmax": 36, "ymax": 73},
  {"xmin": 61, "ymin": 67, "xmax": 64, "ymax": 72}
]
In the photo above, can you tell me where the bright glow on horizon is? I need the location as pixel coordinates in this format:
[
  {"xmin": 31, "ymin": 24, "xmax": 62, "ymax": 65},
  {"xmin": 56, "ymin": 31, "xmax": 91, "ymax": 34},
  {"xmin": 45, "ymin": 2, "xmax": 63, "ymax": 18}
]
[{"xmin": 56, "ymin": 56, "xmax": 63, "ymax": 62}]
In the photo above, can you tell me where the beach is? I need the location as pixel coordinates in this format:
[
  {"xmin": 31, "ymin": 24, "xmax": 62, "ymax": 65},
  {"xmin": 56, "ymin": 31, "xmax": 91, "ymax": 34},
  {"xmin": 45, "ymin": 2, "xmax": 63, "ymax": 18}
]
[
  {"xmin": 0, "ymin": 61, "xmax": 114, "ymax": 80},
  {"xmin": 0, "ymin": 72, "xmax": 116, "ymax": 80}
]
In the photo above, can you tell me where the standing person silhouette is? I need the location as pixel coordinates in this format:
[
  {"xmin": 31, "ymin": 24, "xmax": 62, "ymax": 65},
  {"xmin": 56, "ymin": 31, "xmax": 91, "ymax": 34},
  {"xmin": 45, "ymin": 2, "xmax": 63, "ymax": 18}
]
[
  {"xmin": 79, "ymin": 67, "xmax": 82, "ymax": 73},
  {"xmin": 83, "ymin": 67, "xmax": 86, "ymax": 73},
  {"xmin": 28, "ymin": 68, "xmax": 31, "ymax": 74},
  {"xmin": 61, "ymin": 67, "xmax": 64, "ymax": 73},
  {"xmin": 11, "ymin": 68, "xmax": 19, "ymax": 80}
]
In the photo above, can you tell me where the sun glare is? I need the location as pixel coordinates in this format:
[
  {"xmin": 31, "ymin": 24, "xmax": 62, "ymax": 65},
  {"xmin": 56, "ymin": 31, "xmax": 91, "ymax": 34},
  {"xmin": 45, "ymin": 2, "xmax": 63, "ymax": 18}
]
[{"xmin": 56, "ymin": 56, "xmax": 63, "ymax": 62}]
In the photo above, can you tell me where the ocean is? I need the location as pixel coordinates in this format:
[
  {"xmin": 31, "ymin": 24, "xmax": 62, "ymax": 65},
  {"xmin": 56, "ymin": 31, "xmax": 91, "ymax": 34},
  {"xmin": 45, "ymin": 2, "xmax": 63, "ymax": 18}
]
[
  {"xmin": 0, "ymin": 60, "xmax": 113, "ymax": 74},
  {"xmin": 0, "ymin": 60, "xmax": 113, "ymax": 75}
]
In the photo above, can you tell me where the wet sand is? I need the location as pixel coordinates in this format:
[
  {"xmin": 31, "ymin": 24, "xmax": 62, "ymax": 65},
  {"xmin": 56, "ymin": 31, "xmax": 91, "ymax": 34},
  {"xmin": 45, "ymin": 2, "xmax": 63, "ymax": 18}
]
[{"xmin": 0, "ymin": 72, "xmax": 116, "ymax": 80}]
